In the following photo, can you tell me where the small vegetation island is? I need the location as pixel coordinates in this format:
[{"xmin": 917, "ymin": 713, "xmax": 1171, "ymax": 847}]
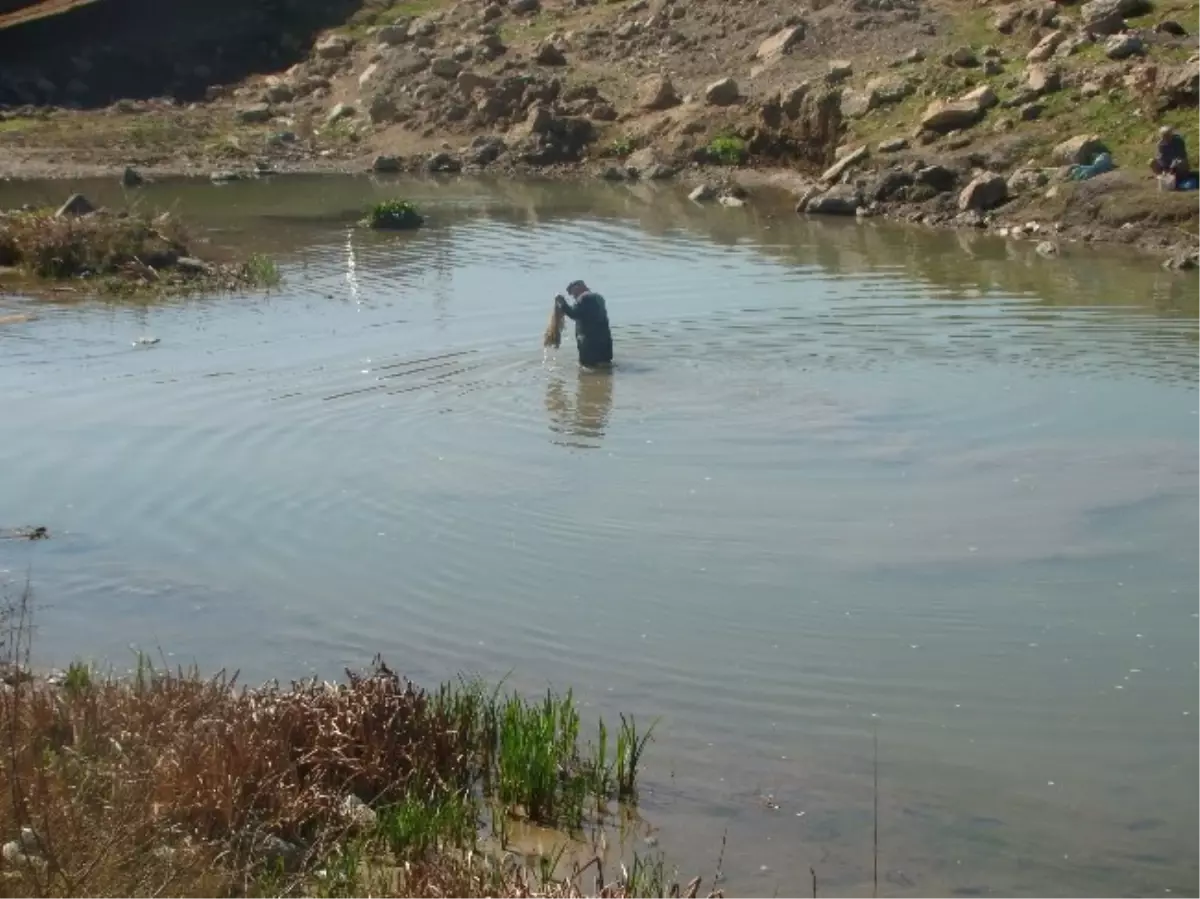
[{"xmin": 0, "ymin": 194, "xmax": 281, "ymax": 297}]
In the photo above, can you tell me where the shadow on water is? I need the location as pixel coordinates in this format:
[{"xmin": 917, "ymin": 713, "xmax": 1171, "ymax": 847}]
[{"xmin": 544, "ymin": 365, "xmax": 614, "ymax": 450}]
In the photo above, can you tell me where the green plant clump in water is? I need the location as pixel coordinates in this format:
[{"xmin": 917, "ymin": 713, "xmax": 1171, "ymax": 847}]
[
  {"xmin": 707, "ymin": 134, "xmax": 747, "ymax": 166},
  {"xmin": 241, "ymin": 253, "xmax": 282, "ymax": 288},
  {"xmin": 365, "ymin": 200, "xmax": 425, "ymax": 231}
]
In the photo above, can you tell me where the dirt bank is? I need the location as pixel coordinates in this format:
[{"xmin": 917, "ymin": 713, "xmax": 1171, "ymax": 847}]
[{"xmin": 0, "ymin": 0, "xmax": 1196, "ymax": 266}]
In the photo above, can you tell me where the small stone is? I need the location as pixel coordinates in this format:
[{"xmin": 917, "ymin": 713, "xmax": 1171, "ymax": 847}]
[
  {"xmin": 121, "ymin": 166, "xmax": 144, "ymax": 187},
  {"xmin": 718, "ymin": 194, "xmax": 746, "ymax": 207},
  {"xmin": 236, "ymin": 103, "xmax": 273, "ymax": 124},
  {"xmin": 326, "ymin": 102, "xmax": 356, "ymax": 124},
  {"xmin": 340, "ymin": 794, "xmax": 379, "ymax": 831},
  {"xmin": 994, "ymin": 7, "xmax": 1021, "ymax": 33},
  {"xmin": 56, "ymin": 194, "xmax": 95, "ymax": 217},
  {"xmin": 372, "ymin": 154, "xmax": 402, "ymax": 173},
  {"xmin": 704, "ymin": 77, "xmax": 740, "ymax": 106},
  {"xmin": 878, "ymin": 137, "xmax": 909, "ymax": 152},
  {"xmin": 511, "ymin": 0, "xmax": 541, "ymax": 12},
  {"xmin": 426, "ymin": 151, "xmax": 462, "ymax": 173},
  {"xmin": 599, "ymin": 165, "xmax": 628, "ymax": 181},
  {"xmin": 920, "ymin": 99, "xmax": 984, "ymax": 133},
  {"xmin": 643, "ymin": 163, "xmax": 677, "ymax": 180},
  {"xmin": 1155, "ymin": 20, "xmax": 1187, "ymax": 35},
  {"xmin": 378, "ymin": 23, "xmax": 410, "ymax": 45},
  {"xmin": 176, "ymin": 257, "xmax": 213, "ymax": 274},
  {"xmin": 210, "ymin": 170, "xmax": 241, "ymax": 184},
  {"xmin": 1036, "ymin": 240, "xmax": 1059, "ymax": 257},
  {"xmin": 962, "ymin": 84, "xmax": 998, "ymax": 110},
  {"xmin": 688, "ymin": 183, "xmax": 718, "ymax": 202},
  {"xmin": 983, "ymin": 58, "xmax": 1004, "ymax": 75}
]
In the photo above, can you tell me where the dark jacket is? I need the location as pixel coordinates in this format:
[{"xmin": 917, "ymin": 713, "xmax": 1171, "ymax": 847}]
[
  {"xmin": 558, "ymin": 291, "xmax": 613, "ymax": 366},
  {"xmin": 1157, "ymin": 134, "xmax": 1190, "ymax": 174}
]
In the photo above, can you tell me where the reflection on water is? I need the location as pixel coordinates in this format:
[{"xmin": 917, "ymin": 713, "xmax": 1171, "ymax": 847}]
[
  {"xmin": 0, "ymin": 176, "xmax": 1196, "ymax": 898},
  {"xmin": 544, "ymin": 364, "xmax": 614, "ymax": 449}
]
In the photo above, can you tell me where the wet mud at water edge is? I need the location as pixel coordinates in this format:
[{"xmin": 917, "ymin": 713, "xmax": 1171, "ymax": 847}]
[{"xmin": 0, "ymin": 175, "xmax": 1196, "ymax": 897}]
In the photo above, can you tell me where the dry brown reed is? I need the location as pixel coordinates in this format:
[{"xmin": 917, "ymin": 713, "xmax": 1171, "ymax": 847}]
[{"xmin": 0, "ymin": 585, "xmax": 716, "ymax": 898}]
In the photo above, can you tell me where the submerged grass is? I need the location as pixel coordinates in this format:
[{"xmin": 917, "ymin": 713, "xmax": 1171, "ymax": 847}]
[{"xmin": 0, "ymin": 585, "xmax": 708, "ymax": 898}]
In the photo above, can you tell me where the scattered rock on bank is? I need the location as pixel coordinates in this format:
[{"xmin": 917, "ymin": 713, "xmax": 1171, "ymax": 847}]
[
  {"xmin": 958, "ymin": 172, "xmax": 1008, "ymax": 211},
  {"xmin": 704, "ymin": 77, "xmax": 740, "ymax": 106},
  {"xmin": 56, "ymin": 193, "xmax": 95, "ymax": 217},
  {"xmin": 637, "ymin": 73, "xmax": 681, "ymax": 110},
  {"xmin": 1053, "ymin": 134, "xmax": 1108, "ymax": 165},
  {"xmin": 805, "ymin": 183, "xmax": 863, "ymax": 215}
]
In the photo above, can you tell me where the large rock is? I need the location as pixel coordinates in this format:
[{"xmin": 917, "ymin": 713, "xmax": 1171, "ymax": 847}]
[
  {"xmin": 704, "ymin": 77, "xmax": 740, "ymax": 106},
  {"xmin": 1053, "ymin": 133, "xmax": 1108, "ymax": 164},
  {"xmin": 868, "ymin": 168, "xmax": 915, "ymax": 202},
  {"xmin": 920, "ymin": 98, "xmax": 984, "ymax": 133},
  {"xmin": 756, "ymin": 24, "xmax": 805, "ymax": 60},
  {"xmin": 534, "ymin": 40, "xmax": 567, "ymax": 65},
  {"xmin": 372, "ymin": 154, "xmax": 402, "ymax": 173},
  {"xmin": 820, "ymin": 144, "xmax": 868, "ymax": 183},
  {"xmin": 637, "ymin": 73, "xmax": 680, "ymax": 109},
  {"xmin": 805, "ymin": 184, "xmax": 863, "ymax": 215},
  {"xmin": 1104, "ymin": 33, "xmax": 1145, "ymax": 58},
  {"xmin": 236, "ymin": 103, "xmax": 273, "ymax": 124},
  {"xmin": 1024, "ymin": 64, "xmax": 1062, "ymax": 95},
  {"xmin": 840, "ymin": 89, "xmax": 874, "ymax": 119},
  {"xmin": 326, "ymin": 102, "xmax": 356, "ymax": 125},
  {"xmin": 826, "ymin": 60, "xmax": 854, "ymax": 83},
  {"xmin": 377, "ymin": 23, "xmax": 410, "ymax": 45},
  {"xmin": 866, "ymin": 76, "xmax": 913, "ymax": 106},
  {"xmin": 315, "ymin": 34, "xmax": 353, "ymax": 60},
  {"xmin": 1027, "ymin": 30, "xmax": 1067, "ymax": 62},
  {"xmin": 431, "ymin": 57, "xmax": 462, "ymax": 78},
  {"xmin": 1158, "ymin": 59, "xmax": 1199, "ymax": 109},
  {"xmin": 957, "ymin": 172, "xmax": 1008, "ymax": 210},
  {"xmin": 367, "ymin": 94, "xmax": 398, "ymax": 123},
  {"xmin": 915, "ymin": 164, "xmax": 958, "ymax": 193},
  {"xmin": 1080, "ymin": 0, "xmax": 1148, "ymax": 33},
  {"xmin": 961, "ymin": 84, "xmax": 998, "ymax": 110},
  {"xmin": 56, "ymin": 194, "xmax": 94, "ymax": 217}
]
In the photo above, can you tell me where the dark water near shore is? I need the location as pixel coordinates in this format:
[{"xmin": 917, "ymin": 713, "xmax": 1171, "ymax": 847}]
[{"xmin": 1, "ymin": 175, "xmax": 1197, "ymax": 897}]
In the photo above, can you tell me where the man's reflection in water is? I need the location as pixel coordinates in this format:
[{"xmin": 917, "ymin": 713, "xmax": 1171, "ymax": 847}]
[{"xmin": 545, "ymin": 366, "xmax": 614, "ymax": 449}]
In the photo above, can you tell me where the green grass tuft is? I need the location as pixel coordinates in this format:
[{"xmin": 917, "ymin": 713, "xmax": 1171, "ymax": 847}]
[{"xmin": 707, "ymin": 134, "xmax": 747, "ymax": 166}]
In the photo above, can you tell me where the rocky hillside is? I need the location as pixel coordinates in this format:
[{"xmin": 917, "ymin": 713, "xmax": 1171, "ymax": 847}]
[{"xmin": 0, "ymin": 0, "xmax": 1196, "ymax": 260}]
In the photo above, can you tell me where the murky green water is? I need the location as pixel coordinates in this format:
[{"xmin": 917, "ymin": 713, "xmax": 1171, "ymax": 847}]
[{"xmin": 1, "ymin": 175, "xmax": 1197, "ymax": 897}]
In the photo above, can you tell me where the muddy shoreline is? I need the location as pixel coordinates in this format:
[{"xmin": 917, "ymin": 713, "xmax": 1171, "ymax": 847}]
[{"xmin": 3, "ymin": 146, "xmax": 1196, "ymax": 269}]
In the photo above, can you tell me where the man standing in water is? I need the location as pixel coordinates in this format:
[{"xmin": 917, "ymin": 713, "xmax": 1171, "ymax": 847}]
[{"xmin": 555, "ymin": 280, "xmax": 613, "ymax": 368}]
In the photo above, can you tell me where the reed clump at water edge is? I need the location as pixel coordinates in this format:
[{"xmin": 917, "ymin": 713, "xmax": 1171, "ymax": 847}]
[
  {"xmin": 0, "ymin": 198, "xmax": 280, "ymax": 297},
  {"xmin": 0, "ymin": 585, "xmax": 711, "ymax": 899}
]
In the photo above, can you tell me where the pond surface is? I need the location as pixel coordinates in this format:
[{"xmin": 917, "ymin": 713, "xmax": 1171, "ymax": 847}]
[{"xmin": 1, "ymin": 175, "xmax": 1197, "ymax": 897}]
